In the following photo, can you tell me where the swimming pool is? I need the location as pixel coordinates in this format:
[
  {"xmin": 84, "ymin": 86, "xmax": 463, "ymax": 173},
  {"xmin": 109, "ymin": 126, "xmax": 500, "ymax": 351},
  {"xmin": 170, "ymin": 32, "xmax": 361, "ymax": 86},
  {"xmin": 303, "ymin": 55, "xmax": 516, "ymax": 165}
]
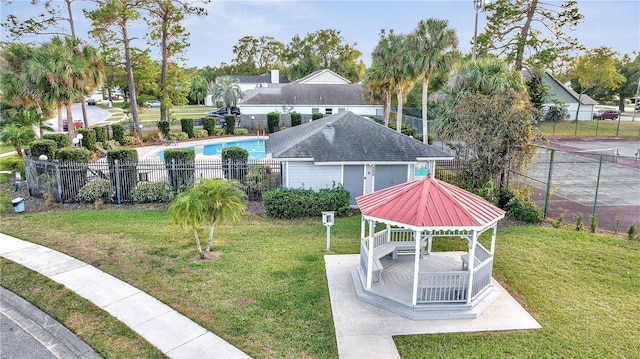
[{"xmin": 156, "ymin": 139, "xmax": 267, "ymax": 160}]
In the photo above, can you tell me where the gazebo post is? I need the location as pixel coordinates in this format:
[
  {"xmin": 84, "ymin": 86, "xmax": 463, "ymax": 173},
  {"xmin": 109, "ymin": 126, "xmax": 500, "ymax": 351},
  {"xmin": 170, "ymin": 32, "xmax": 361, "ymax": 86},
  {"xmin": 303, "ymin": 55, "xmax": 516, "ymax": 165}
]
[
  {"xmin": 366, "ymin": 219, "xmax": 375, "ymax": 289},
  {"xmin": 411, "ymin": 230, "xmax": 421, "ymax": 306},
  {"xmin": 360, "ymin": 216, "xmax": 365, "ymax": 240},
  {"xmin": 490, "ymin": 224, "xmax": 497, "ymax": 254},
  {"xmin": 466, "ymin": 230, "xmax": 477, "ymax": 304},
  {"xmin": 385, "ymin": 223, "xmax": 391, "ymax": 243}
]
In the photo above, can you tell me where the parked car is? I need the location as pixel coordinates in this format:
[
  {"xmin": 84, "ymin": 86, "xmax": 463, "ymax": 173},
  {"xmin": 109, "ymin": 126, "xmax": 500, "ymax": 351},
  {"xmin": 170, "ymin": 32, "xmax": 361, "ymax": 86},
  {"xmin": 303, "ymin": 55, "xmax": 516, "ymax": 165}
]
[
  {"xmin": 63, "ymin": 119, "xmax": 83, "ymax": 131},
  {"xmin": 209, "ymin": 106, "xmax": 240, "ymax": 116},
  {"xmin": 87, "ymin": 98, "xmax": 97, "ymax": 105},
  {"xmin": 144, "ymin": 100, "xmax": 161, "ymax": 108},
  {"xmin": 593, "ymin": 109, "xmax": 619, "ymax": 120},
  {"xmin": 636, "ymin": 103, "xmax": 640, "ymax": 111}
]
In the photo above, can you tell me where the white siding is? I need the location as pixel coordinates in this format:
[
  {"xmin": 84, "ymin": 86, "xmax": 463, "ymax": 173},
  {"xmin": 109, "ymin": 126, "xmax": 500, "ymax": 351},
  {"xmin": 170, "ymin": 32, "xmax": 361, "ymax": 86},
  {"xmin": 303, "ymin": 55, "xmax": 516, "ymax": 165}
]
[
  {"xmin": 240, "ymin": 105, "xmax": 380, "ymax": 116},
  {"xmin": 286, "ymin": 162, "xmax": 342, "ymax": 190}
]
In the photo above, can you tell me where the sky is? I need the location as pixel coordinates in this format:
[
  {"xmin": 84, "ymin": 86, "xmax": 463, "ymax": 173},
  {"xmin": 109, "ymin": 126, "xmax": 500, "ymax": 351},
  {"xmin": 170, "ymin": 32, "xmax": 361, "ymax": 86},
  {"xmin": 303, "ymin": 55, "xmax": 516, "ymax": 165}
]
[{"xmin": 1, "ymin": 0, "xmax": 639, "ymax": 70}]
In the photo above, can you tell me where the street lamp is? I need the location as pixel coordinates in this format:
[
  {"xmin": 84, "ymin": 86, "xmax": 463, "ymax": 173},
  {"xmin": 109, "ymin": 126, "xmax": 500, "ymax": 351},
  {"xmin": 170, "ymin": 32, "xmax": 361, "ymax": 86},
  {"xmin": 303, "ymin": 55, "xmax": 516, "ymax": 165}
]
[
  {"xmin": 75, "ymin": 133, "xmax": 83, "ymax": 147},
  {"xmin": 472, "ymin": 0, "xmax": 489, "ymax": 60}
]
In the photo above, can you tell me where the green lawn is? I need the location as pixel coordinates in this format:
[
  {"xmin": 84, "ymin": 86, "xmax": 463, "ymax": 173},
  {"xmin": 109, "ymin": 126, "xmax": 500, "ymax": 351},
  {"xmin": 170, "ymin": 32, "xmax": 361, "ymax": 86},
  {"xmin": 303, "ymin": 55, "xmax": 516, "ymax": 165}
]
[
  {"xmin": 0, "ymin": 210, "xmax": 638, "ymax": 358},
  {"xmin": 536, "ymin": 119, "xmax": 640, "ymax": 138},
  {"xmin": 0, "ymin": 143, "xmax": 15, "ymax": 155}
]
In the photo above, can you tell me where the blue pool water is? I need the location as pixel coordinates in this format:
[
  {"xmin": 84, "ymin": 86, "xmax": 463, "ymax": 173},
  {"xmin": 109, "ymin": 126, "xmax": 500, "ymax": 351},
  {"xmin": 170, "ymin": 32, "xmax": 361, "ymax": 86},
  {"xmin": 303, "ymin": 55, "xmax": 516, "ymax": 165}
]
[{"xmin": 157, "ymin": 139, "xmax": 267, "ymax": 160}]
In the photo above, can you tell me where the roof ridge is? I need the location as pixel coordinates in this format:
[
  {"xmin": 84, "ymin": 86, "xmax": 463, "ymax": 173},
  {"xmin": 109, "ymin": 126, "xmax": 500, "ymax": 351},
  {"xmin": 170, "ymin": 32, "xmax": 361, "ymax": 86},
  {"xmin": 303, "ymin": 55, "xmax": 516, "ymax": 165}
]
[{"xmin": 270, "ymin": 112, "xmax": 350, "ymax": 157}]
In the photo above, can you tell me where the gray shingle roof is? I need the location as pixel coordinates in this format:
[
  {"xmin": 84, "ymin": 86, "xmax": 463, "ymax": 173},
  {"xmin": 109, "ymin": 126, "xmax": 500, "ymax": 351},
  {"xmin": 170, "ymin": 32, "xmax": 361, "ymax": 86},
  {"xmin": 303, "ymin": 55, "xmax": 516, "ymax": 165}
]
[
  {"xmin": 228, "ymin": 73, "xmax": 289, "ymax": 84},
  {"xmin": 266, "ymin": 112, "xmax": 452, "ymax": 162},
  {"xmin": 240, "ymin": 84, "xmax": 370, "ymax": 106}
]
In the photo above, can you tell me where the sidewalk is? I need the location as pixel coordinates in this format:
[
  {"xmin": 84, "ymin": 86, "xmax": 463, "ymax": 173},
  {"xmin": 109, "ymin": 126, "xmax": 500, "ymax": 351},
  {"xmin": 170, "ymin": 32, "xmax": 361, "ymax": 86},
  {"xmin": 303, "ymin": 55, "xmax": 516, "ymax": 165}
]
[{"xmin": 0, "ymin": 233, "xmax": 250, "ymax": 359}]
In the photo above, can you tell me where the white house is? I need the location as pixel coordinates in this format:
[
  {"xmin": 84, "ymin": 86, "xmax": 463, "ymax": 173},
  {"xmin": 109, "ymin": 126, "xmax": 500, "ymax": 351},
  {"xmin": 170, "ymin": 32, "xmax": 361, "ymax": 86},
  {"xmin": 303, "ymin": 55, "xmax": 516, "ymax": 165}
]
[{"xmin": 205, "ymin": 69, "xmax": 289, "ymax": 106}]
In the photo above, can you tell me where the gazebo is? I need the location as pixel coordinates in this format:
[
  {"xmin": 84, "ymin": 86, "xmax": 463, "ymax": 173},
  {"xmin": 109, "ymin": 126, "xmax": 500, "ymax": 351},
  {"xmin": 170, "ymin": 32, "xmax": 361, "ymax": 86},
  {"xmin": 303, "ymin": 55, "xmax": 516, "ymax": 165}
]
[{"xmin": 352, "ymin": 177, "xmax": 506, "ymax": 320}]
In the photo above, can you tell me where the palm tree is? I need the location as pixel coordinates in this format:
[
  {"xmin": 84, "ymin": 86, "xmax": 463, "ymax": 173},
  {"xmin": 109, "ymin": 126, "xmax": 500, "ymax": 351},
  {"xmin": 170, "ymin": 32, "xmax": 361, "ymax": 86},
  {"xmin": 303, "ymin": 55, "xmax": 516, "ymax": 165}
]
[
  {"xmin": 386, "ymin": 30, "xmax": 415, "ymax": 133},
  {"xmin": 169, "ymin": 179, "xmax": 246, "ymax": 259},
  {"xmin": 189, "ymin": 75, "xmax": 208, "ymax": 105},
  {"xmin": 407, "ymin": 18, "xmax": 459, "ymax": 143},
  {"xmin": 0, "ymin": 124, "xmax": 35, "ymax": 157},
  {"xmin": 366, "ymin": 30, "xmax": 396, "ymax": 126},
  {"xmin": 211, "ymin": 76, "xmax": 243, "ymax": 113},
  {"xmin": 65, "ymin": 37, "xmax": 105, "ymax": 129}
]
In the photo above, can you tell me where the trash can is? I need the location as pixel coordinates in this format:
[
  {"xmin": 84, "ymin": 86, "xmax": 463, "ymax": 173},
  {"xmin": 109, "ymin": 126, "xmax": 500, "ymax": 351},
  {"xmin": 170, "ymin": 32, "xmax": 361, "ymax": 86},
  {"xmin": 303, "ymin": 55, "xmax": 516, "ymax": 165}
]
[{"xmin": 12, "ymin": 197, "xmax": 25, "ymax": 213}]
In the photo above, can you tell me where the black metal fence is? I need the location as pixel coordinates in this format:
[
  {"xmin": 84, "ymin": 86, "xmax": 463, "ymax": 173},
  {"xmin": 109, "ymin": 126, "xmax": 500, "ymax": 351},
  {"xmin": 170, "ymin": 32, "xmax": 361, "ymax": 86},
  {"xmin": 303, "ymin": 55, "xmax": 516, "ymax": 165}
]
[{"xmin": 24, "ymin": 157, "xmax": 282, "ymax": 204}]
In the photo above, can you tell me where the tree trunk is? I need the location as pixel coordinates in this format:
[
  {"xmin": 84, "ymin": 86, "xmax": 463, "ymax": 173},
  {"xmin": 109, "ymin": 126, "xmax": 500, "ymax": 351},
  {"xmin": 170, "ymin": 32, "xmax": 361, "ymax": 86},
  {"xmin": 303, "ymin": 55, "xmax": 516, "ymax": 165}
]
[
  {"xmin": 514, "ymin": 0, "xmax": 538, "ymax": 71},
  {"xmin": 384, "ymin": 85, "xmax": 391, "ymax": 127},
  {"xmin": 205, "ymin": 222, "xmax": 215, "ymax": 253},
  {"xmin": 57, "ymin": 102, "xmax": 64, "ymax": 133},
  {"xmin": 122, "ymin": 24, "xmax": 142, "ymax": 141},
  {"xmin": 396, "ymin": 81, "xmax": 404, "ymax": 133},
  {"xmin": 422, "ymin": 75, "xmax": 430, "ymax": 143},
  {"xmin": 81, "ymin": 101, "xmax": 90, "ymax": 128},
  {"xmin": 65, "ymin": 102, "xmax": 76, "ymax": 139},
  {"xmin": 194, "ymin": 228, "xmax": 204, "ymax": 259}
]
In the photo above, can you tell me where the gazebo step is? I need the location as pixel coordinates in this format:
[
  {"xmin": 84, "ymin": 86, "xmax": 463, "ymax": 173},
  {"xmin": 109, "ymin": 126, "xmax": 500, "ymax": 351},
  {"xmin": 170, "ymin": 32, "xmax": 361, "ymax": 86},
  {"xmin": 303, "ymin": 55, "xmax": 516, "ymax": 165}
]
[{"xmin": 351, "ymin": 269, "xmax": 499, "ymax": 320}]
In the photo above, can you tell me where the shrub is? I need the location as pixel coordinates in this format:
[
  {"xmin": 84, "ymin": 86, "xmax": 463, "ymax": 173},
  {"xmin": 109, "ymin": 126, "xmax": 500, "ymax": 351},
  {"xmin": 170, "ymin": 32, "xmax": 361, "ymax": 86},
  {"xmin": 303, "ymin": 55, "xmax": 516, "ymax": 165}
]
[
  {"xmin": 628, "ymin": 222, "xmax": 638, "ymax": 241},
  {"xmin": 76, "ymin": 179, "xmax": 114, "ymax": 203},
  {"xmin": 164, "ymin": 148, "xmax": 195, "ymax": 191},
  {"xmin": 94, "ymin": 126, "xmax": 107, "ymax": 143},
  {"xmin": 212, "ymin": 128, "xmax": 226, "ymax": 136},
  {"xmin": 267, "ymin": 112, "xmax": 280, "ymax": 133},
  {"xmin": 506, "ymin": 197, "xmax": 544, "ymax": 223},
  {"xmin": 29, "ymin": 140, "xmax": 57, "ymax": 159},
  {"xmin": 132, "ymin": 182, "xmax": 175, "ymax": 203},
  {"xmin": 388, "ymin": 122, "xmax": 417, "ymax": 137},
  {"xmin": 193, "ymin": 129, "xmax": 209, "ymax": 138},
  {"xmin": 0, "ymin": 155, "xmax": 24, "ymax": 177},
  {"xmin": 575, "ymin": 212, "xmax": 583, "ymax": 231},
  {"xmin": 222, "ymin": 146, "xmax": 248, "ymax": 181},
  {"xmin": 168, "ymin": 131, "xmax": 188, "ymax": 141},
  {"xmin": 589, "ymin": 214, "xmax": 598, "ymax": 233},
  {"xmin": 224, "ymin": 114, "xmax": 236, "ymax": 134},
  {"xmin": 233, "ymin": 128, "xmax": 249, "ymax": 135},
  {"xmin": 42, "ymin": 133, "xmax": 71, "ymax": 148},
  {"xmin": 121, "ymin": 136, "xmax": 137, "ymax": 146},
  {"xmin": 111, "ymin": 123, "xmax": 125, "ymax": 143},
  {"xmin": 312, "ymin": 112, "xmax": 324, "ymax": 120},
  {"xmin": 54, "ymin": 146, "xmax": 91, "ymax": 161},
  {"xmin": 243, "ymin": 164, "xmax": 281, "ymax": 201},
  {"xmin": 77, "ymin": 128, "xmax": 97, "ymax": 150},
  {"xmin": 107, "ymin": 148, "xmax": 138, "ymax": 201},
  {"xmin": 180, "ymin": 118, "xmax": 195, "ymax": 138},
  {"xmin": 53, "ymin": 147, "xmax": 90, "ymax": 202},
  {"xmin": 158, "ymin": 121, "xmax": 170, "ymax": 136},
  {"xmin": 202, "ymin": 117, "xmax": 216, "ymax": 135},
  {"xmin": 263, "ymin": 186, "xmax": 351, "ymax": 219},
  {"xmin": 290, "ymin": 112, "xmax": 302, "ymax": 127}
]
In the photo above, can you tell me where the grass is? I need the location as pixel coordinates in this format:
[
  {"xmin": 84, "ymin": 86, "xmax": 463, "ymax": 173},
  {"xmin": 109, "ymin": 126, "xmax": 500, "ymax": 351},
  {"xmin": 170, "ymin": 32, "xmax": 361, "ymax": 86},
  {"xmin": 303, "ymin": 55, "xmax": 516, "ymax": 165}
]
[
  {"xmin": 0, "ymin": 259, "xmax": 166, "ymax": 358},
  {"xmin": 536, "ymin": 120, "xmax": 640, "ymax": 138},
  {"xmin": 0, "ymin": 143, "xmax": 15, "ymax": 155},
  {"xmin": 0, "ymin": 210, "xmax": 638, "ymax": 358}
]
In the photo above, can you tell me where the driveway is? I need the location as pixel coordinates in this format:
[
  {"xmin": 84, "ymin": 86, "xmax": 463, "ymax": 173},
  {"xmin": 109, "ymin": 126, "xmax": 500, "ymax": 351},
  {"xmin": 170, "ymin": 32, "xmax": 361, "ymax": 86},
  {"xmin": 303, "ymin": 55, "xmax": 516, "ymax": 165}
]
[{"xmin": 44, "ymin": 103, "xmax": 111, "ymax": 131}]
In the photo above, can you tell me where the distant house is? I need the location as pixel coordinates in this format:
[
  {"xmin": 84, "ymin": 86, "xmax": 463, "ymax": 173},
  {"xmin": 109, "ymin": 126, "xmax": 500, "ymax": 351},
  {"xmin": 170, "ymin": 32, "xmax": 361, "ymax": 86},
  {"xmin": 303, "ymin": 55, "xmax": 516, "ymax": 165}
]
[
  {"xmin": 239, "ymin": 69, "xmax": 382, "ymax": 118},
  {"xmin": 524, "ymin": 68, "xmax": 598, "ymax": 121},
  {"xmin": 205, "ymin": 70, "xmax": 289, "ymax": 106},
  {"xmin": 265, "ymin": 111, "xmax": 452, "ymax": 206}
]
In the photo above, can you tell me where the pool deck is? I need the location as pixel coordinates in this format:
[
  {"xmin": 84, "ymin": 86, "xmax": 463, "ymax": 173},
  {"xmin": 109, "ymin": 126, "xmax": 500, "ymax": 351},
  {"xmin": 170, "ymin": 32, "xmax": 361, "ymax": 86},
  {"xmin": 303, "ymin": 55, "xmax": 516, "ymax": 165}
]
[{"xmin": 136, "ymin": 135, "xmax": 267, "ymax": 159}]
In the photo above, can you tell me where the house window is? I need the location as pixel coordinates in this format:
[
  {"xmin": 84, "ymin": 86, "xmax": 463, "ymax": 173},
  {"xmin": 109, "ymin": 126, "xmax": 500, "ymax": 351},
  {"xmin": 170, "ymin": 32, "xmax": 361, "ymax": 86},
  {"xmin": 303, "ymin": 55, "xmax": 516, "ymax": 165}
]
[
  {"xmin": 325, "ymin": 108, "xmax": 333, "ymax": 115},
  {"xmin": 312, "ymin": 108, "xmax": 320, "ymax": 114},
  {"xmin": 338, "ymin": 108, "xmax": 346, "ymax": 113}
]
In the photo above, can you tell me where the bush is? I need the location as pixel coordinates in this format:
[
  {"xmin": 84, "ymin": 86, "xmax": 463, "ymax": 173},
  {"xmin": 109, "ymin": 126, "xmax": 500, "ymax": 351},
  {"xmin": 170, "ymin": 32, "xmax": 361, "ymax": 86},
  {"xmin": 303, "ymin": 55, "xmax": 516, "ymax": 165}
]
[
  {"xmin": 132, "ymin": 182, "xmax": 175, "ymax": 203},
  {"xmin": 54, "ymin": 146, "xmax": 91, "ymax": 161},
  {"xmin": 107, "ymin": 148, "xmax": 138, "ymax": 201},
  {"xmin": 224, "ymin": 114, "xmax": 236, "ymax": 134},
  {"xmin": 120, "ymin": 136, "xmax": 137, "ymax": 146},
  {"xmin": 111, "ymin": 123, "xmax": 125, "ymax": 143},
  {"xmin": 628, "ymin": 222, "xmax": 638, "ymax": 240},
  {"xmin": 29, "ymin": 140, "xmax": 57, "ymax": 159},
  {"xmin": 94, "ymin": 126, "xmax": 107, "ymax": 143},
  {"xmin": 222, "ymin": 146, "xmax": 248, "ymax": 181},
  {"xmin": 202, "ymin": 117, "xmax": 216, "ymax": 135},
  {"xmin": 164, "ymin": 148, "xmax": 195, "ymax": 191},
  {"xmin": 312, "ymin": 112, "xmax": 324, "ymax": 120},
  {"xmin": 290, "ymin": 112, "xmax": 302, "ymax": 127},
  {"xmin": 211, "ymin": 128, "xmax": 225, "ymax": 136},
  {"xmin": 267, "ymin": 112, "xmax": 280, "ymax": 133},
  {"xmin": 180, "ymin": 118, "xmax": 195, "ymax": 138},
  {"xmin": 506, "ymin": 197, "xmax": 544, "ymax": 223},
  {"xmin": 158, "ymin": 121, "xmax": 170, "ymax": 137},
  {"xmin": 168, "ymin": 131, "xmax": 188, "ymax": 141},
  {"xmin": 77, "ymin": 128, "xmax": 97, "ymax": 150},
  {"xmin": 263, "ymin": 186, "xmax": 351, "ymax": 219},
  {"xmin": 233, "ymin": 128, "xmax": 249, "ymax": 135},
  {"xmin": 388, "ymin": 122, "xmax": 417, "ymax": 137},
  {"xmin": 42, "ymin": 133, "xmax": 71, "ymax": 148},
  {"xmin": 76, "ymin": 180, "xmax": 114, "ymax": 203},
  {"xmin": 193, "ymin": 129, "xmax": 209, "ymax": 138},
  {"xmin": 243, "ymin": 164, "xmax": 281, "ymax": 201},
  {"xmin": 0, "ymin": 155, "xmax": 24, "ymax": 177}
]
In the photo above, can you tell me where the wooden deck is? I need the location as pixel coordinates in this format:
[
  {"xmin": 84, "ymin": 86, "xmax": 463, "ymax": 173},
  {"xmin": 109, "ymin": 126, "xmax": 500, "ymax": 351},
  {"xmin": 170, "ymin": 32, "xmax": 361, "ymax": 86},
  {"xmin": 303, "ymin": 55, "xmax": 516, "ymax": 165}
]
[{"xmin": 369, "ymin": 252, "xmax": 467, "ymax": 306}]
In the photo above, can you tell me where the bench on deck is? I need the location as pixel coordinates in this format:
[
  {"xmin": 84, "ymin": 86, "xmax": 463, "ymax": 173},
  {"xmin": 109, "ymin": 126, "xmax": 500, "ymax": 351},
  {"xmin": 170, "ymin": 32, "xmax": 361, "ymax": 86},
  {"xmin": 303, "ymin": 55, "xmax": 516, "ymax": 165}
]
[
  {"xmin": 460, "ymin": 253, "xmax": 482, "ymax": 270},
  {"xmin": 371, "ymin": 241, "xmax": 425, "ymax": 281}
]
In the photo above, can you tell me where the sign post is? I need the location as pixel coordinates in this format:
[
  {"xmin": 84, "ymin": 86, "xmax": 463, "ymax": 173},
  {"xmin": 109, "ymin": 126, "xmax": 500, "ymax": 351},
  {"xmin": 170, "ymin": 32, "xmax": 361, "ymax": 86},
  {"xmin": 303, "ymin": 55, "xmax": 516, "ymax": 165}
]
[{"xmin": 322, "ymin": 211, "xmax": 335, "ymax": 252}]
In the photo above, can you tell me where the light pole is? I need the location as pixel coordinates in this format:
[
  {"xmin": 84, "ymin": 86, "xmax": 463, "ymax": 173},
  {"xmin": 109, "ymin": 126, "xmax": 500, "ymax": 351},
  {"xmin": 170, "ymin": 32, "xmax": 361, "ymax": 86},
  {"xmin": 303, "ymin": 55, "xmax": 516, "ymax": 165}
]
[
  {"xmin": 76, "ymin": 133, "xmax": 83, "ymax": 148},
  {"xmin": 472, "ymin": 0, "xmax": 487, "ymax": 60}
]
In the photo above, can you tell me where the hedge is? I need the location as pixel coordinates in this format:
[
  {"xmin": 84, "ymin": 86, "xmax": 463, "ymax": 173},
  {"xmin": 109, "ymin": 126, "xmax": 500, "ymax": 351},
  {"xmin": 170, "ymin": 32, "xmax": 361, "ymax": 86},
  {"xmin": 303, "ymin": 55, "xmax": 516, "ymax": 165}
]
[
  {"xmin": 267, "ymin": 112, "xmax": 280, "ymax": 133},
  {"xmin": 180, "ymin": 118, "xmax": 195, "ymax": 138},
  {"xmin": 77, "ymin": 128, "xmax": 97, "ymax": 150},
  {"xmin": 111, "ymin": 123, "xmax": 125, "ymax": 144},
  {"xmin": 42, "ymin": 133, "xmax": 71, "ymax": 149},
  {"xmin": 263, "ymin": 186, "xmax": 351, "ymax": 219},
  {"xmin": 163, "ymin": 148, "xmax": 196, "ymax": 191},
  {"xmin": 29, "ymin": 139, "xmax": 57, "ymax": 159}
]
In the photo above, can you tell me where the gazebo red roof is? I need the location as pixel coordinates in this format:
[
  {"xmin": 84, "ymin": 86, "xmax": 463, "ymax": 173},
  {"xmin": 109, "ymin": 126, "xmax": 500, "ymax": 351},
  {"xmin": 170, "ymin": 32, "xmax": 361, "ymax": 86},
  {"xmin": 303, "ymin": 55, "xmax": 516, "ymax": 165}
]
[{"xmin": 356, "ymin": 177, "xmax": 505, "ymax": 229}]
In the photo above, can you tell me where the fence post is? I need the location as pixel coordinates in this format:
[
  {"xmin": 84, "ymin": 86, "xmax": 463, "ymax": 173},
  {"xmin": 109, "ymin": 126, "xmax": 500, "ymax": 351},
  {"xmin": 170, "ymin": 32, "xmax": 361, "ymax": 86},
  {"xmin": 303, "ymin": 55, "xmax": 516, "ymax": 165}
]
[
  {"xmin": 55, "ymin": 160, "xmax": 63, "ymax": 203},
  {"xmin": 592, "ymin": 154, "xmax": 603, "ymax": 219},
  {"xmin": 543, "ymin": 149, "xmax": 555, "ymax": 217},
  {"xmin": 115, "ymin": 159, "xmax": 121, "ymax": 205}
]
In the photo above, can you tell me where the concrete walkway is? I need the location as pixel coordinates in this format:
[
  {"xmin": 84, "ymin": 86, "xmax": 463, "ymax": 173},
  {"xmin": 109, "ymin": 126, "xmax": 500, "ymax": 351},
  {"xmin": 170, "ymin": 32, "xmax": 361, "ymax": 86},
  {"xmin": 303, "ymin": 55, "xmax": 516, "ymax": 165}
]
[
  {"xmin": 0, "ymin": 233, "xmax": 250, "ymax": 359},
  {"xmin": 325, "ymin": 254, "xmax": 542, "ymax": 359}
]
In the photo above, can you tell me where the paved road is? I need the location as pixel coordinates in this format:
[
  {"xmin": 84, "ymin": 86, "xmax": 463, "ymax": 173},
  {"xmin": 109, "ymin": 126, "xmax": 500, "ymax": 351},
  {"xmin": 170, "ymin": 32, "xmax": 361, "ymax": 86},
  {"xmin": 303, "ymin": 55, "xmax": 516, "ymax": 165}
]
[{"xmin": 44, "ymin": 103, "xmax": 112, "ymax": 131}]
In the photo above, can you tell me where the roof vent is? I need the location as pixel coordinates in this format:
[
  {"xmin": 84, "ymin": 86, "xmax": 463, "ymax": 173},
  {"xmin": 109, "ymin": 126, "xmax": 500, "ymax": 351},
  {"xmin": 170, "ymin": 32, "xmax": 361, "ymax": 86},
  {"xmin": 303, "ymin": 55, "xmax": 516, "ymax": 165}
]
[{"xmin": 323, "ymin": 122, "xmax": 335, "ymax": 144}]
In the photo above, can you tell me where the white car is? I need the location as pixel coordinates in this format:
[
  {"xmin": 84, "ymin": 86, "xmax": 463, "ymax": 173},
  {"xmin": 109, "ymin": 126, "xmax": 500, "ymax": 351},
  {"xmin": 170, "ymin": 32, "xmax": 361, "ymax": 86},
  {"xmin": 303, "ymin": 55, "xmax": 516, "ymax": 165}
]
[{"xmin": 144, "ymin": 100, "xmax": 161, "ymax": 108}]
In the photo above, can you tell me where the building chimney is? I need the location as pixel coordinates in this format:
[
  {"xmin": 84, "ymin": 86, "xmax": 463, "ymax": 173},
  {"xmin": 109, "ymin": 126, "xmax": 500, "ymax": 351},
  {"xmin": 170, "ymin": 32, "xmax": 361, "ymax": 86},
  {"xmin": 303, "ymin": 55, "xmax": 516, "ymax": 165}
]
[{"xmin": 271, "ymin": 69, "xmax": 279, "ymax": 84}]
